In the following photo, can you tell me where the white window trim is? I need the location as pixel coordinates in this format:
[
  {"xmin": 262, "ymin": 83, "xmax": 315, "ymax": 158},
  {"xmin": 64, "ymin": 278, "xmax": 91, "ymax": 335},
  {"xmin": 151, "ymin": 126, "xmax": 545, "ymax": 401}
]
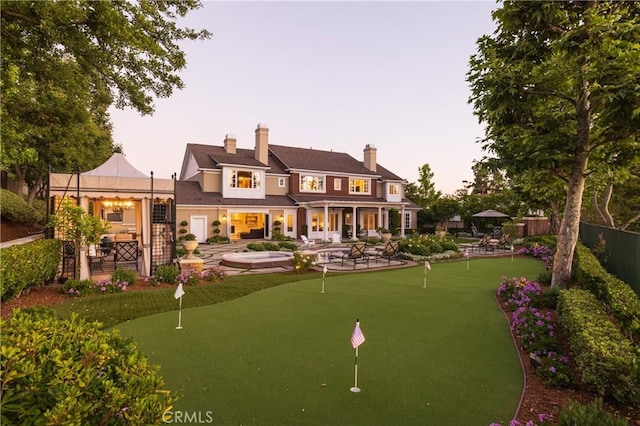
[
  {"xmin": 278, "ymin": 177, "xmax": 285, "ymax": 188},
  {"xmin": 300, "ymin": 174, "xmax": 326, "ymax": 193},
  {"xmin": 348, "ymin": 177, "xmax": 371, "ymax": 195},
  {"xmin": 334, "ymin": 178, "xmax": 341, "ymax": 191}
]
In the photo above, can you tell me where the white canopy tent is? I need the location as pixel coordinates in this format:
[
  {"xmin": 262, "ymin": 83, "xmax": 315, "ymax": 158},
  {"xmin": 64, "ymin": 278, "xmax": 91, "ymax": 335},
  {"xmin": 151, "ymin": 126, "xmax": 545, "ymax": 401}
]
[{"xmin": 49, "ymin": 153, "xmax": 174, "ymax": 279}]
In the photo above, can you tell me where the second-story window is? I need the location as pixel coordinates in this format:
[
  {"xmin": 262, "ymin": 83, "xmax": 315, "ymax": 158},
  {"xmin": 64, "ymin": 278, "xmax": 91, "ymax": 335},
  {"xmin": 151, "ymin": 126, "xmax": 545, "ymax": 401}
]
[
  {"xmin": 389, "ymin": 183, "xmax": 399, "ymax": 195},
  {"xmin": 300, "ymin": 175, "xmax": 325, "ymax": 192},
  {"xmin": 229, "ymin": 170, "xmax": 261, "ymax": 189},
  {"xmin": 349, "ymin": 178, "xmax": 370, "ymax": 194}
]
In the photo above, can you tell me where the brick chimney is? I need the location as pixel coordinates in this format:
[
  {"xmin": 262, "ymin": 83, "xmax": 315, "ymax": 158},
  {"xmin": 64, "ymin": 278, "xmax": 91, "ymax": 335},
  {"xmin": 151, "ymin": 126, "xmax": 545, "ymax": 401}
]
[
  {"xmin": 364, "ymin": 144, "xmax": 377, "ymax": 172},
  {"xmin": 255, "ymin": 123, "xmax": 269, "ymax": 165},
  {"xmin": 224, "ymin": 134, "xmax": 236, "ymax": 154}
]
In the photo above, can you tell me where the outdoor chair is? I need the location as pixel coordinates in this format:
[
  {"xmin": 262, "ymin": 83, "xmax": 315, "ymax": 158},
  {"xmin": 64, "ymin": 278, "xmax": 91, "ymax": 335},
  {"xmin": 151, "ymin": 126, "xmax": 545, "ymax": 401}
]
[
  {"xmin": 341, "ymin": 243, "xmax": 370, "ymax": 269},
  {"xmin": 61, "ymin": 240, "xmax": 76, "ymax": 278},
  {"xmin": 301, "ymin": 235, "xmax": 315, "ymax": 248},
  {"xmin": 472, "ymin": 235, "xmax": 491, "ymax": 252},
  {"xmin": 331, "ymin": 233, "xmax": 341, "ymax": 245},
  {"xmin": 497, "ymin": 234, "xmax": 511, "ymax": 251},
  {"xmin": 114, "ymin": 240, "xmax": 139, "ymax": 271},
  {"xmin": 378, "ymin": 240, "xmax": 400, "ymax": 265}
]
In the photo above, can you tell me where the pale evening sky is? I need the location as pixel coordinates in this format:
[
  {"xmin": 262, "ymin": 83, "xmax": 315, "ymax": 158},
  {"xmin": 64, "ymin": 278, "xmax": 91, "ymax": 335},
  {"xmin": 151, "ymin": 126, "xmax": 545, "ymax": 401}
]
[{"xmin": 109, "ymin": 1, "xmax": 499, "ymax": 195}]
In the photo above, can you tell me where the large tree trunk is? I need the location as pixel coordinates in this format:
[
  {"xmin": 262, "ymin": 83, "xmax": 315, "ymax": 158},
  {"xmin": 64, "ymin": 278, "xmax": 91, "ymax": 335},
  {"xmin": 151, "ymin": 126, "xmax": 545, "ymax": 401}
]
[
  {"xmin": 551, "ymin": 57, "xmax": 592, "ymax": 289},
  {"xmin": 551, "ymin": 155, "xmax": 588, "ymax": 289}
]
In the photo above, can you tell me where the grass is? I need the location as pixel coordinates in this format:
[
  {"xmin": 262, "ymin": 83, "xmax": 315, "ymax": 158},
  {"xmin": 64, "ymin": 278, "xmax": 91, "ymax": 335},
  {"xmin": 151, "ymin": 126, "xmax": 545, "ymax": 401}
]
[{"xmin": 106, "ymin": 256, "xmax": 544, "ymax": 425}]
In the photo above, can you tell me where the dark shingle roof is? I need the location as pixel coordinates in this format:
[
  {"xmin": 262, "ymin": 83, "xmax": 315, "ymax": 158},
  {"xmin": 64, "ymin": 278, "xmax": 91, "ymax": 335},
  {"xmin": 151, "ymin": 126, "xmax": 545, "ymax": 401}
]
[
  {"xmin": 186, "ymin": 143, "xmax": 404, "ymax": 181},
  {"xmin": 175, "ymin": 181, "xmax": 296, "ymax": 206}
]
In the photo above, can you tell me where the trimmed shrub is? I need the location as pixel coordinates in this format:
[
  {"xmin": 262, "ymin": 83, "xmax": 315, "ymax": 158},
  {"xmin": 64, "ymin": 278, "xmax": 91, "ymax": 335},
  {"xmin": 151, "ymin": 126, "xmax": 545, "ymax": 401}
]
[
  {"xmin": 573, "ymin": 242, "xmax": 640, "ymax": 343},
  {"xmin": 0, "ymin": 238, "xmax": 61, "ymax": 301},
  {"xmin": 0, "ymin": 309, "xmax": 176, "ymax": 424},
  {"xmin": 0, "ymin": 189, "xmax": 44, "ymax": 223},
  {"xmin": 557, "ymin": 289, "xmax": 640, "ymax": 406}
]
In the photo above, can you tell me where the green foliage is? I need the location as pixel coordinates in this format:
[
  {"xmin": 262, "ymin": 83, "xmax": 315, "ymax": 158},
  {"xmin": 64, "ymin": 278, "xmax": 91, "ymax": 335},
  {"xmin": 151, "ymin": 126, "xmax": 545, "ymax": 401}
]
[
  {"xmin": 60, "ymin": 279, "xmax": 94, "ymax": 296},
  {"xmin": 557, "ymin": 289, "xmax": 640, "ymax": 406},
  {"xmin": 111, "ymin": 268, "xmax": 137, "ymax": 286},
  {"xmin": 50, "ymin": 198, "xmax": 110, "ymax": 246},
  {"xmin": 557, "ymin": 399, "xmax": 630, "ymax": 426},
  {"xmin": 398, "ymin": 235, "xmax": 456, "ymax": 257},
  {"xmin": 153, "ymin": 264, "xmax": 180, "ymax": 285},
  {"xmin": 206, "ymin": 235, "xmax": 231, "ymax": 244},
  {"xmin": 277, "ymin": 241, "xmax": 298, "ymax": 251},
  {"xmin": 0, "ymin": 189, "xmax": 44, "ymax": 223},
  {"xmin": 292, "ymin": 252, "xmax": 314, "ymax": 273},
  {"xmin": 0, "ymin": 309, "xmax": 176, "ymax": 424},
  {"xmin": 246, "ymin": 242, "xmax": 266, "ymax": 251},
  {"xmin": 574, "ymin": 242, "xmax": 640, "ymax": 343},
  {"xmin": 0, "ymin": 239, "xmax": 61, "ymax": 301}
]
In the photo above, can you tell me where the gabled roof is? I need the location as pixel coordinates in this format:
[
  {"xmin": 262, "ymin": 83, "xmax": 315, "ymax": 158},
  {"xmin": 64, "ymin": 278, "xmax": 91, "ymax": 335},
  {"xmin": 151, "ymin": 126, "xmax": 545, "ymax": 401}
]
[
  {"xmin": 82, "ymin": 153, "xmax": 148, "ymax": 178},
  {"xmin": 184, "ymin": 143, "xmax": 404, "ymax": 181}
]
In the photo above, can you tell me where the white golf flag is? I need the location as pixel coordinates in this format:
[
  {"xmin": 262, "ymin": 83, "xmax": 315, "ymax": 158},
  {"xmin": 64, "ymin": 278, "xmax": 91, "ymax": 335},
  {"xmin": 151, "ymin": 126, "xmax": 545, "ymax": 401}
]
[
  {"xmin": 323, "ymin": 264, "xmax": 328, "ymax": 274},
  {"xmin": 510, "ymin": 245, "xmax": 514, "ymax": 252},
  {"xmin": 174, "ymin": 283, "xmax": 185, "ymax": 299},
  {"xmin": 425, "ymin": 261, "xmax": 431, "ymax": 270},
  {"xmin": 464, "ymin": 249, "xmax": 470, "ymax": 258},
  {"xmin": 351, "ymin": 321, "xmax": 366, "ymax": 349}
]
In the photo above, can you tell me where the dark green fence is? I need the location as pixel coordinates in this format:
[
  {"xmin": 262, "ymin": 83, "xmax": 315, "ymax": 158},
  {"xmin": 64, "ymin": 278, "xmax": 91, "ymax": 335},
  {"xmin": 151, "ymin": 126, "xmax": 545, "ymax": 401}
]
[{"xmin": 579, "ymin": 222, "xmax": 640, "ymax": 295}]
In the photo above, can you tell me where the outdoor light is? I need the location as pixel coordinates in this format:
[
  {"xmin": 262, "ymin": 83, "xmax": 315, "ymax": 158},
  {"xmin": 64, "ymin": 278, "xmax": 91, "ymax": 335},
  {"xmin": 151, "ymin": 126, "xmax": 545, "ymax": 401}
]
[{"xmin": 103, "ymin": 199, "xmax": 135, "ymax": 212}]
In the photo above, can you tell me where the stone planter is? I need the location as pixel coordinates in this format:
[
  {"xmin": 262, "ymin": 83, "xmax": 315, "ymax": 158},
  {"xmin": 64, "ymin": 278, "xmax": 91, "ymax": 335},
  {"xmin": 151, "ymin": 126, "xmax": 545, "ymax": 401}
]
[
  {"xmin": 381, "ymin": 232, "xmax": 392, "ymax": 242},
  {"xmin": 182, "ymin": 240, "xmax": 198, "ymax": 259}
]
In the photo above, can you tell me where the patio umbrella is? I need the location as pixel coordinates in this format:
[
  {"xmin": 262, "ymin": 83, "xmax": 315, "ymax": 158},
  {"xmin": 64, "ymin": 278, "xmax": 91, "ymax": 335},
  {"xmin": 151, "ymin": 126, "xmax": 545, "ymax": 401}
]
[{"xmin": 472, "ymin": 209, "xmax": 510, "ymax": 218}]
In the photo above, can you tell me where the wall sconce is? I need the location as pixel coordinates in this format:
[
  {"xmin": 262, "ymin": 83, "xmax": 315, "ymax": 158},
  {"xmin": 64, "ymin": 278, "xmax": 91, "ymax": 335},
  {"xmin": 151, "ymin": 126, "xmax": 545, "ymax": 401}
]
[
  {"xmin": 221, "ymin": 214, "xmax": 227, "ymax": 222},
  {"xmin": 278, "ymin": 214, "xmax": 284, "ymax": 221}
]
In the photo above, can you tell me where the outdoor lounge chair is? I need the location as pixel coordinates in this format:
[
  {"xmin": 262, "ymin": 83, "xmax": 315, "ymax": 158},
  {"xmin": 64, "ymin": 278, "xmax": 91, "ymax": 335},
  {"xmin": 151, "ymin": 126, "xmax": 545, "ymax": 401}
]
[
  {"xmin": 301, "ymin": 235, "xmax": 316, "ymax": 248},
  {"xmin": 378, "ymin": 240, "xmax": 400, "ymax": 265},
  {"xmin": 472, "ymin": 235, "xmax": 491, "ymax": 252},
  {"xmin": 341, "ymin": 243, "xmax": 369, "ymax": 269},
  {"xmin": 497, "ymin": 234, "xmax": 511, "ymax": 251},
  {"xmin": 331, "ymin": 233, "xmax": 341, "ymax": 245},
  {"xmin": 471, "ymin": 224, "xmax": 485, "ymax": 238}
]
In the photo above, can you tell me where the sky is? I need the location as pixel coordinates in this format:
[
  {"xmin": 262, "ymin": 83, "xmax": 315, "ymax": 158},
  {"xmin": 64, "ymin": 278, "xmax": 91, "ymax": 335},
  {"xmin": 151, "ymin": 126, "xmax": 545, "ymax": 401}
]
[{"xmin": 109, "ymin": 1, "xmax": 499, "ymax": 195}]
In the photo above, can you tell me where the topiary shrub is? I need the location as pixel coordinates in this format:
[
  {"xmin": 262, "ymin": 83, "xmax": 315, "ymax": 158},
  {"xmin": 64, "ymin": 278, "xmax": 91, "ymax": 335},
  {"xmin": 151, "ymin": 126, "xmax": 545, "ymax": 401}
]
[
  {"xmin": 0, "ymin": 189, "xmax": 44, "ymax": 224},
  {"xmin": 0, "ymin": 308, "xmax": 176, "ymax": 424}
]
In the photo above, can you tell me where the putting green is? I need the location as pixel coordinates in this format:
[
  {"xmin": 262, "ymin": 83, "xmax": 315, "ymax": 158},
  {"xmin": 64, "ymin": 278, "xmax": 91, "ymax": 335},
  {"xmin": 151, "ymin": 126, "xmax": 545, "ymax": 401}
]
[{"xmin": 117, "ymin": 257, "xmax": 543, "ymax": 425}]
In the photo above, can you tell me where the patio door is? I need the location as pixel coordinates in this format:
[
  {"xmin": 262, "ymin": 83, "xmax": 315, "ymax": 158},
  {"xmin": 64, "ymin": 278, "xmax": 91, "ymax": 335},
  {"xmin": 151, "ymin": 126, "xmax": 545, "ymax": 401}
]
[{"xmin": 190, "ymin": 216, "xmax": 207, "ymax": 243}]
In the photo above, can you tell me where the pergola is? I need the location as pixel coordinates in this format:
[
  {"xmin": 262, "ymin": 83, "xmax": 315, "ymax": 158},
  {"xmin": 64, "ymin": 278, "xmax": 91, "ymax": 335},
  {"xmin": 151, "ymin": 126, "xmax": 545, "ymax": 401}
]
[{"xmin": 48, "ymin": 153, "xmax": 174, "ymax": 278}]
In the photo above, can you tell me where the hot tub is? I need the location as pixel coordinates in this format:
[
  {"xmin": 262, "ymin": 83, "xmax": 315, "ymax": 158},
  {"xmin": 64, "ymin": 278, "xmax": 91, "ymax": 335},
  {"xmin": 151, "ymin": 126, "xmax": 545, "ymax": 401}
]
[{"xmin": 221, "ymin": 251, "xmax": 294, "ymax": 269}]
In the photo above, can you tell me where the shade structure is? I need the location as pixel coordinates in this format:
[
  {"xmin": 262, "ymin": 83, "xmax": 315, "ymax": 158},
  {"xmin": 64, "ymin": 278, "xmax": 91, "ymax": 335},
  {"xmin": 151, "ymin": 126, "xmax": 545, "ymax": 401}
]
[{"xmin": 472, "ymin": 209, "xmax": 510, "ymax": 218}]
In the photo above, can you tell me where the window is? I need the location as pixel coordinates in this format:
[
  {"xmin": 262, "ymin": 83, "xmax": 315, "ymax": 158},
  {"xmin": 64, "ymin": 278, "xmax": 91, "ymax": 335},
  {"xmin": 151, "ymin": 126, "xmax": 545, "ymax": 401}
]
[
  {"xmin": 229, "ymin": 170, "xmax": 261, "ymax": 189},
  {"xmin": 334, "ymin": 179, "xmax": 341, "ymax": 191},
  {"xmin": 278, "ymin": 177, "xmax": 285, "ymax": 188},
  {"xmin": 349, "ymin": 178, "xmax": 370, "ymax": 194},
  {"xmin": 311, "ymin": 212, "xmax": 324, "ymax": 232},
  {"xmin": 389, "ymin": 183, "xmax": 400, "ymax": 195},
  {"xmin": 300, "ymin": 175, "xmax": 325, "ymax": 192},
  {"xmin": 404, "ymin": 212, "xmax": 411, "ymax": 229}
]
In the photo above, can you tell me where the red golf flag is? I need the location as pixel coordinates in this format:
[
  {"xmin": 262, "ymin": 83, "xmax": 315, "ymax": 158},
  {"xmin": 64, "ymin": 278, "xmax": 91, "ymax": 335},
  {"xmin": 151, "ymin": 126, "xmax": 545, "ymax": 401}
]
[{"xmin": 351, "ymin": 320, "xmax": 366, "ymax": 349}]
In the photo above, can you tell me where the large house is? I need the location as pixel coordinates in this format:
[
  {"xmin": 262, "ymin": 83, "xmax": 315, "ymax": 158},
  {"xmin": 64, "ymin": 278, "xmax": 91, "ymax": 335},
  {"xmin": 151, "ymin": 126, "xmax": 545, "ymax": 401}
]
[{"xmin": 176, "ymin": 124, "xmax": 419, "ymax": 242}]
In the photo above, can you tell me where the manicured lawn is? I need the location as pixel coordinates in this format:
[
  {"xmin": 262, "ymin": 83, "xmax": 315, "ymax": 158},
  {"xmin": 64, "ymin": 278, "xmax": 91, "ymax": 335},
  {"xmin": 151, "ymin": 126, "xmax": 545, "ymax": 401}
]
[{"xmin": 114, "ymin": 257, "xmax": 543, "ymax": 425}]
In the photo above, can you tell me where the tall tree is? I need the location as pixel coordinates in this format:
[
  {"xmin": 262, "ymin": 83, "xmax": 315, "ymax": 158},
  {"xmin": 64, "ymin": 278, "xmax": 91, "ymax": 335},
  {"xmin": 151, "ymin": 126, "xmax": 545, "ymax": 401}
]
[
  {"xmin": 406, "ymin": 164, "xmax": 441, "ymax": 209},
  {"xmin": 468, "ymin": 1, "xmax": 640, "ymax": 289},
  {"xmin": 1, "ymin": 1, "xmax": 211, "ymax": 200}
]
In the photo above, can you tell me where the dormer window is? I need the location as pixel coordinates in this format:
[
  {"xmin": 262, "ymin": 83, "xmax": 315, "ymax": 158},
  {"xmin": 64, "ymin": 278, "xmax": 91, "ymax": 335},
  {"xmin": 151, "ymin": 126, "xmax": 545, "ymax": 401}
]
[
  {"xmin": 229, "ymin": 170, "xmax": 261, "ymax": 189},
  {"xmin": 300, "ymin": 175, "xmax": 325, "ymax": 192},
  {"xmin": 349, "ymin": 178, "xmax": 370, "ymax": 194}
]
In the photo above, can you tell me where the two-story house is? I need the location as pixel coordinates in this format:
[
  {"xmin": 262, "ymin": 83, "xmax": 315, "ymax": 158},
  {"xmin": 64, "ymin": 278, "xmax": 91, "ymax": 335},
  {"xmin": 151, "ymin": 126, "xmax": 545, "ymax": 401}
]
[{"xmin": 176, "ymin": 124, "xmax": 419, "ymax": 242}]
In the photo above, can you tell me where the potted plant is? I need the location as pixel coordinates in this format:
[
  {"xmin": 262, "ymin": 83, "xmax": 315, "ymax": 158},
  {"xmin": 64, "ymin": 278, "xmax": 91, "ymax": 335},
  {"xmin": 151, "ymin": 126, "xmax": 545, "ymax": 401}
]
[{"xmin": 181, "ymin": 233, "xmax": 198, "ymax": 258}]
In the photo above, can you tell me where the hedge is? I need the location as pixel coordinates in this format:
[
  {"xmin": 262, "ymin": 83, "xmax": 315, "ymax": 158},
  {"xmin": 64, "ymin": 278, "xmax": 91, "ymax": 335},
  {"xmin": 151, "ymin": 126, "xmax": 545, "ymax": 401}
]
[
  {"xmin": 557, "ymin": 289, "xmax": 640, "ymax": 406},
  {"xmin": 0, "ymin": 238, "xmax": 61, "ymax": 302},
  {"xmin": 574, "ymin": 242, "xmax": 640, "ymax": 343},
  {"xmin": 0, "ymin": 308, "xmax": 176, "ymax": 424}
]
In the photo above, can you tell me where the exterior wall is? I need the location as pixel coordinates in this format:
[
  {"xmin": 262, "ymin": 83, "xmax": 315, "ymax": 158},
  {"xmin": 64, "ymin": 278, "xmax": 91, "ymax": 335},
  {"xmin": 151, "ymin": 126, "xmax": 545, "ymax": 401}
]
[
  {"xmin": 522, "ymin": 217, "xmax": 550, "ymax": 236},
  {"xmin": 201, "ymin": 171, "xmax": 221, "ymax": 193},
  {"xmin": 289, "ymin": 172, "xmax": 377, "ymax": 199},
  {"xmin": 176, "ymin": 207, "xmax": 227, "ymax": 240},
  {"xmin": 265, "ymin": 175, "xmax": 288, "ymax": 195}
]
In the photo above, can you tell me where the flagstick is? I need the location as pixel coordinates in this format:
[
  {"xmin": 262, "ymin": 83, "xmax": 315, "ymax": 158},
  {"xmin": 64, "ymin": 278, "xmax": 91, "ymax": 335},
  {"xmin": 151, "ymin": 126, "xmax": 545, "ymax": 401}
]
[
  {"xmin": 176, "ymin": 296, "xmax": 183, "ymax": 329},
  {"xmin": 350, "ymin": 346, "xmax": 360, "ymax": 393},
  {"xmin": 423, "ymin": 265, "xmax": 427, "ymax": 288},
  {"xmin": 321, "ymin": 273, "xmax": 325, "ymax": 294}
]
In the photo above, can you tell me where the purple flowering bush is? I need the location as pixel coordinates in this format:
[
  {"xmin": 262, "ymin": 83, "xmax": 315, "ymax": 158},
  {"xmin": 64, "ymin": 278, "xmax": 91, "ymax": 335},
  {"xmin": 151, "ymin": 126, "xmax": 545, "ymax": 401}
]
[
  {"xmin": 497, "ymin": 276, "xmax": 573, "ymax": 388},
  {"xmin": 61, "ymin": 278, "xmax": 129, "ymax": 296},
  {"xmin": 518, "ymin": 243, "xmax": 554, "ymax": 270},
  {"xmin": 201, "ymin": 265, "xmax": 227, "ymax": 282}
]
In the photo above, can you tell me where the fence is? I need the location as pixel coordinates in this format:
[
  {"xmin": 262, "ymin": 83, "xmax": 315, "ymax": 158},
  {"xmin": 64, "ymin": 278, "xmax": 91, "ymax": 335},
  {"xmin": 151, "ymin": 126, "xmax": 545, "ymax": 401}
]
[{"xmin": 579, "ymin": 222, "xmax": 640, "ymax": 295}]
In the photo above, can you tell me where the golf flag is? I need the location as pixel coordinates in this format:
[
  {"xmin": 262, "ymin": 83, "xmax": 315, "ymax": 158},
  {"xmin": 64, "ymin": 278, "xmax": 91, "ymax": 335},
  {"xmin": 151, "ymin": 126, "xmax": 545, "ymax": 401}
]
[
  {"xmin": 464, "ymin": 249, "xmax": 470, "ymax": 258},
  {"xmin": 510, "ymin": 245, "xmax": 514, "ymax": 252},
  {"xmin": 174, "ymin": 283, "xmax": 185, "ymax": 299},
  {"xmin": 425, "ymin": 260, "xmax": 431, "ymax": 270},
  {"xmin": 323, "ymin": 264, "xmax": 328, "ymax": 275},
  {"xmin": 351, "ymin": 320, "xmax": 366, "ymax": 349}
]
